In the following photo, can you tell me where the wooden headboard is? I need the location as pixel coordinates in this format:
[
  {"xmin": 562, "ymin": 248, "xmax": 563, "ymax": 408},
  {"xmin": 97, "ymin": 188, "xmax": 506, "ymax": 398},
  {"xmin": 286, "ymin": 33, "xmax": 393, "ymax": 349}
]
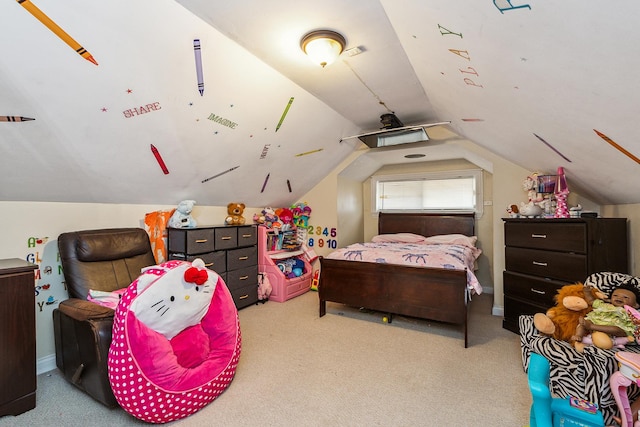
[{"xmin": 378, "ymin": 213, "xmax": 476, "ymax": 237}]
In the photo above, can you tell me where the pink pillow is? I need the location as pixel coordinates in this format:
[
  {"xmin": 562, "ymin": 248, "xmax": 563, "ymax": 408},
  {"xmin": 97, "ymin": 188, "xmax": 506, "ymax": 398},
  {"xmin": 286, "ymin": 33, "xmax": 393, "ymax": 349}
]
[
  {"xmin": 423, "ymin": 234, "xmax": 478, "ymax": 247},
  {"xmin": 371, "ymin": 233, "xmax": 427, "ymax": 243}
]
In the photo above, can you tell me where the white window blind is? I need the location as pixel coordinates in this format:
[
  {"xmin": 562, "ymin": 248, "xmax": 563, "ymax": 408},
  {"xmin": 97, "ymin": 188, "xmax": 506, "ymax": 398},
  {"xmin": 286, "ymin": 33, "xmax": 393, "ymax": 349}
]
[{"xmin": 372, "ymin": 170, "xmax": 483, "ymax": 217}]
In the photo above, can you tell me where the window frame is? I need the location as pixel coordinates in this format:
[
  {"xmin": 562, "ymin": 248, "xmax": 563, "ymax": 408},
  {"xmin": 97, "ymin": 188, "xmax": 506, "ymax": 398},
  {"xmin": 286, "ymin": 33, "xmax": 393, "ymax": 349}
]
[{"xmin": 370, "ymin": 169, "xmax": 484, "ymax": 218}]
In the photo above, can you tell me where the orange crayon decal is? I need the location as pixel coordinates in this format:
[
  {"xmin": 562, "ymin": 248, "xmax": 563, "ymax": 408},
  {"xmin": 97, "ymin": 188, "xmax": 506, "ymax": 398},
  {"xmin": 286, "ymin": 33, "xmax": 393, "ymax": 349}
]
[
  {"xmin": 0, "ymin": 116, "xmax": 35, "ymax": 122},
  {"xmin": 17, "ymin": 0, "xmax": 98, "ymax": 65},
  {"xmin": 594, "ymin": 129, "xmax": 640, "ymax": 164}
]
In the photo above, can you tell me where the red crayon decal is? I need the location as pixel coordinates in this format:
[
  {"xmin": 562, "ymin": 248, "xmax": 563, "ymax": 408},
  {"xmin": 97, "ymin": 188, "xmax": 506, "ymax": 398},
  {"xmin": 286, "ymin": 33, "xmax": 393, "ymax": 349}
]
[{"xmin": 150, "ymin": 144, "xmax": 169, "ymax": 174}]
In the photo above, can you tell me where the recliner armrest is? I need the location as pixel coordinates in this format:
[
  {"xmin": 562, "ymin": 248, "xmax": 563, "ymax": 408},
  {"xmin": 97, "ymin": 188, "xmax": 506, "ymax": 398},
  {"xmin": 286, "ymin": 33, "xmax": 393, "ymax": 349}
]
[{"xmin": 57, "ymin": 298, "xmax": 114, "ymax": 322}]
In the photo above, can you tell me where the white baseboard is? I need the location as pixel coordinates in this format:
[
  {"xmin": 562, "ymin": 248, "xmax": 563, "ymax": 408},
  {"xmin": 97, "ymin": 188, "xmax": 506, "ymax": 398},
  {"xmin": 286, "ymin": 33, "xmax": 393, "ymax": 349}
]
[
  {"xmin": 37, "ymin": 354, "xmax": 57, "ymax": 375},
  {"xmin": 492, "ymin": 305, "xmax": 504, "ymax": 317}
]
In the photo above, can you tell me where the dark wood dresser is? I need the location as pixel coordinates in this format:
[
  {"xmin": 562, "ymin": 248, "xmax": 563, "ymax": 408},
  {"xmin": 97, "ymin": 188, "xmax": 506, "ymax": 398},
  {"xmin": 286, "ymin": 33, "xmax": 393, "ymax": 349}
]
[
  {"xmin": 502, "ymin": 218, "xmax": 628, "ymax": 333},
  {"xmin": 0, "ymin": 258, "xmax": 38, "ymax": 416},
  {"xmin": 167, "ymin": 225, "xmax": 259, "ymax": 309}
]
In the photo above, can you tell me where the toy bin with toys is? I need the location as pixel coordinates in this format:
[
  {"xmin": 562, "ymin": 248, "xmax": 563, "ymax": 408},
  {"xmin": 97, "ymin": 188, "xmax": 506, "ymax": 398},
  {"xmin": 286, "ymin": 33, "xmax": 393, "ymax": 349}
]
[{"xmin": 258, "ymin": 225, "xmax": 312, "ymax": 302}]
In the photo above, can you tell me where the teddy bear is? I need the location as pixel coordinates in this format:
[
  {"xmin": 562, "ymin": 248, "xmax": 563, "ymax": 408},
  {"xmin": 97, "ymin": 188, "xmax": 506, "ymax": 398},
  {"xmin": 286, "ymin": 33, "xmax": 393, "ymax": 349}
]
[
  {"xmin": 533, "ymin": 283, "xmax": 605, "ymax": 351},
  {"xmin": 225, "ymin": 202, "xmax": 246, "ymax": 225},
  {"xmin": 168, "ymin": 200, "xmax": 197, "ymax": 228}
]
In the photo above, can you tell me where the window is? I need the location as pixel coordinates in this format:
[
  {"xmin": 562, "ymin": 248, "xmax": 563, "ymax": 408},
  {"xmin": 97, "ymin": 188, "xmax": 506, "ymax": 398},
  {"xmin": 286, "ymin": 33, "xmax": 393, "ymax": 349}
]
[{"xmin": 371, "ymin": 169, "xmax": 483, "ymax": 217}]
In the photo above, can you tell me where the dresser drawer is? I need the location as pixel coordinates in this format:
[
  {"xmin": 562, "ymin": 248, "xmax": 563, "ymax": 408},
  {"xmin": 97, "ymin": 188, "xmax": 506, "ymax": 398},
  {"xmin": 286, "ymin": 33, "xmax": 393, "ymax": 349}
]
[
  {"xmin": 198, "ymin": 251, "xmax": 226, "ymax": 273},
  {"xmin": 504, "ymin": 222, "xmax": 587, "ymax": 253},
  {"xmin": 503, "ymin": 271, "xmax": 567, "ymax": 308},
  {"xmin": 230, "ymin": 282, "xmax": 258, "ymax": 309},
  {"xmin": 227, "ymin": 246, "xmax": 257, "ymax": 271},
  {"xmin": 237, "ymin": 226, "xmax": 257, "ymax": 247},
  {"xmin": 226, "ymin": 265, "xmax": 258, "ymax": 291},
  {"xmin": 168, "ymin": 228, "xmax": 215, "ymax": 254},
  {"xmin": 215, "ymin": 228, "xmax": 238, "ymax": 250},
  {"xmin": 505, "ymin": 247, "xmax": 588, "ymax": 282}
]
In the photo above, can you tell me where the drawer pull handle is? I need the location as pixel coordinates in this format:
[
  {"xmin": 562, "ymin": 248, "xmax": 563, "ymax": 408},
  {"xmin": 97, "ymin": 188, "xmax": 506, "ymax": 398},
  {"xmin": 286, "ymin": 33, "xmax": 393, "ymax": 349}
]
[
  {"xmin": 531, "ymin": 234, "xmax": 547, "ymax": 239},
  {"xmin": 532, "ymin": 261, "xmax": 548, "ymax": 267},
  {"xmin": 239, "ymin": 294, "xmax": 249, "ymax": 299},
  {"xmin": 238, "ymin": 256, "xmax": 249, "ymax": 260},
  {"xmin": 222, "ymin": 236, "xmax": 232, "ymax": 240},
  {"xmin": 239, "ymin": 275, "xmax": 249, "ymax": 280},
  {"xmin": 242, "ymin": 234, "xmax": 252, "ymax": 238},
  {"xmin": 195, "ymin": 239, "xmax": 208, "ymax": 243},
  {"xmin": 204, "ymin": 262, "xmax": 213, "ymax": 267},
  {"xmin": 531, "ymin": 288, "xmax": 546, "ymax": 295}
]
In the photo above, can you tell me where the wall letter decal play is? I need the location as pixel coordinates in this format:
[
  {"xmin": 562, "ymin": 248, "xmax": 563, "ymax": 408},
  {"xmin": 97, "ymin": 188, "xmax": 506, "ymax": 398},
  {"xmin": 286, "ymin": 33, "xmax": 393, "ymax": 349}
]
[{"xmin": 17, "ymin": 0, "xmax": 98, "ymax": 65}]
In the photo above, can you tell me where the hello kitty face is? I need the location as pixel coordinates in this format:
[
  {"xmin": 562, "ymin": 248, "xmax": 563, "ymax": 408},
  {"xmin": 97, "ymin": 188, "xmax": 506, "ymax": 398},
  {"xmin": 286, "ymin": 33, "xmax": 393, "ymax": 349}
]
[{"xmin": 129, "ymin": 259, "xmax": 217, "ymax": 340}]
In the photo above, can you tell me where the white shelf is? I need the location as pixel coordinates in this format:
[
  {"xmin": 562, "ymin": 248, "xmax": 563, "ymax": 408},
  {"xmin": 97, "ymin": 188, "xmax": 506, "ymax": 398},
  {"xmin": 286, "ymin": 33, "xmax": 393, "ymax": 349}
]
[{"xmin": 268, "ymin": 249, "xmax": 303, "ymax": 260}]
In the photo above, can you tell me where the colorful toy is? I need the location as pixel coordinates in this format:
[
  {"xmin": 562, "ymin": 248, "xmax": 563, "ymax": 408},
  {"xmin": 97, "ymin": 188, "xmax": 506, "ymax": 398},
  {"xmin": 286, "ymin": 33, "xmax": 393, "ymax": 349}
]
[
  {"xmin": 107, "ymin": 259, "xmax": 241, "ymax": 423},
  {"xmin": 291, "ymin": 202, "xmax": 312, "ymax": 227},
  {"xmin": 533, "ymin": 283, "xmax": 604, "ymax": 349},
  {"xmin": 168, "ymin": 200, "xmax": 197, "ymax": 228},
  {"xmin": 572, "ymin": 284, "xmax": 640, "ymax": 350},
  {"xmin": 528, "ymin": 352, "xmax": 605, "ymax": 427},
  {"xmin": 610, "ymin": 351, "xmax": 640, "ymax": 427},
  {"xmin": 275, "ymin": 207, "xmax": 294, "ymax": 229},
  {"xmin": 225, "ymin": 202, "xmax": 246, "ymax": 225}
]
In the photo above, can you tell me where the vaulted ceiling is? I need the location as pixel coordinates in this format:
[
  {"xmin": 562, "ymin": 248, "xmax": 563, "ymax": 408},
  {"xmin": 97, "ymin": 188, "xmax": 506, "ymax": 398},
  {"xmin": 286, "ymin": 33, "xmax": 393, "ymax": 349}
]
[{"xmin": 1, "ymin": 0, "xmax": 638, "ymax": 207}]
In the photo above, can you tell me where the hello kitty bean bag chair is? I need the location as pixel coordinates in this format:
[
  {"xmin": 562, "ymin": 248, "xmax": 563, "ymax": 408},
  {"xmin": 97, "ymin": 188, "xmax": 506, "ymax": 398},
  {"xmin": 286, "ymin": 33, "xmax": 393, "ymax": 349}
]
[{"xmin": 107, "ymin": 259, "xmax": 241, "ymax": 423}]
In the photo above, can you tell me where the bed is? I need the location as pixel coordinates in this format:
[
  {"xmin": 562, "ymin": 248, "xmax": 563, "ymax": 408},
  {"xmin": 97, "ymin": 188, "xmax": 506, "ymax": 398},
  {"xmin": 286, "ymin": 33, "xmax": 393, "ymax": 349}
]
[{"xmin": 318, "ymin": 212, "xmax": 480, "ymax": 347}]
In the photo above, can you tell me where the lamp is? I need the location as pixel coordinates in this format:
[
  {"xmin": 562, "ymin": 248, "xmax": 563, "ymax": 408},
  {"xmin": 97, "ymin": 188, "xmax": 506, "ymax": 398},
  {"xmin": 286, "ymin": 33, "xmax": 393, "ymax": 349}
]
[{"xmin": 300, "ymin": 30, "xmax": 346, "ymax": 68}]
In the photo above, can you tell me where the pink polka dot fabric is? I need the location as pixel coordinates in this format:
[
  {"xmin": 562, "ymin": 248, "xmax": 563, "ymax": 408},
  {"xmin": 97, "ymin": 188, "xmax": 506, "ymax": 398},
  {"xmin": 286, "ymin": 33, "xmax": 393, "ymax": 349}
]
[{"xmin": 108, "ymin": 261, "xmax": 242, "ymax": 424}]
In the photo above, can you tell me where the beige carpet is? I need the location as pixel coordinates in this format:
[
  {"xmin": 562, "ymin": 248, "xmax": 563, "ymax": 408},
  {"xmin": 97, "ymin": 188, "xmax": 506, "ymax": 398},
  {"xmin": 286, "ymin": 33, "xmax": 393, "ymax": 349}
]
[{"xmin": 0, "ymin": 291, "xmax": 531, "ymax": 426}]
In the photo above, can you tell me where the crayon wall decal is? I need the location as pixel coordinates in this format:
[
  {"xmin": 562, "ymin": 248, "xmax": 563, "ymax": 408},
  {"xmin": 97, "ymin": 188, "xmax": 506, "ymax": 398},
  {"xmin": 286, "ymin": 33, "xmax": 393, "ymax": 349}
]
[
  {"xmin": 594, "ymin": 129, "xmax": 640, "ymax": 164},
  {"xmin": 275, "ymin": 97, "xmax": 294, "ymax": 132},
  {"xmin": 193, "ymin": 39, "xmax": 204, "ymax": 96},
  {"xmin": 0, "ymin": 116, "xmax": 35, "ymax": 122},
  {"xmin": 287, "ymin": 179, "xmax": 292, "ymax": 193},
  {"xmin": 532, "ymin": 133, "xmax": 572, "ymax": 163},
  {"xmin": 295, "ymin": 148, "xmax": 323, "ymax": 157},
  {"xmin": 150, "ymin": 144, "xmax": 169, "ymax": 174},
  {"xmin": 17, "ymin": 0, "xmax": 98, "ymax": 65},
  {"xmin": 202, "ymin": 166, "xmax": 239, "ymax": 183},
  {"xmin": 261, "ymin": 173, "xmax": 270, "ymax": 193}
]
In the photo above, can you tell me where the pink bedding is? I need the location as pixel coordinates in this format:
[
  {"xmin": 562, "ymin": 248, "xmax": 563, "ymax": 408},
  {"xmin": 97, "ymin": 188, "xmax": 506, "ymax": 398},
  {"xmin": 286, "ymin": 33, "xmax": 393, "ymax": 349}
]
[{"xmin": 325, "ymin": 240, "xmax": 483, "ymax": 294}]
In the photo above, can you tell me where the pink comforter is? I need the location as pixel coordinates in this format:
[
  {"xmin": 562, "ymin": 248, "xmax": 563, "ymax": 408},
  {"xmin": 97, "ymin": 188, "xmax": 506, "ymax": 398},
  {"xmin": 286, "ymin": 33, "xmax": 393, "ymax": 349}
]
[{"xmin": 325, "ymin": 242, "xmax": 483, "ymax": 294}]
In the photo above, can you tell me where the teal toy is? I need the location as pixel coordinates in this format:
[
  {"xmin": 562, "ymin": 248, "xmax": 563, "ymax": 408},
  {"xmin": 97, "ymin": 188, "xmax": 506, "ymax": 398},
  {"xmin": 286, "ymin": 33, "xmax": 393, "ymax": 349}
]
[{"xmin": 528, "ymin": 352, "xmax": 605, "ymax": 427}]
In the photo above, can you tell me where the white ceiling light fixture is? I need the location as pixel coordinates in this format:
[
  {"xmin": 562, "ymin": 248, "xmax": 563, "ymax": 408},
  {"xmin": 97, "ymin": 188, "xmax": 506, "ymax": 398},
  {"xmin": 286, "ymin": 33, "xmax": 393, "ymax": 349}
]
[{"xmin": 300, "ymin": 30, "xmax": 346, "ymax": 68}]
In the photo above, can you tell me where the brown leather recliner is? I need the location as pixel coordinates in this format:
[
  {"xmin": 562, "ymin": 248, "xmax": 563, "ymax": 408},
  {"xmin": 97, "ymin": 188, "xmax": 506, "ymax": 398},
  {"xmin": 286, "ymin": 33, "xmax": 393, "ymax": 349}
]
[{"xmin": 53, "ymin": 228, "xmax": 156, "ymax": 407}]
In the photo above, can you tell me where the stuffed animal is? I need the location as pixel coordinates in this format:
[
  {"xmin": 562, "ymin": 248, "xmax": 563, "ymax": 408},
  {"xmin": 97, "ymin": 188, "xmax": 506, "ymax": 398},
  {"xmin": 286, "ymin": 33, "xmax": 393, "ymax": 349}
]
[
  {"xmin": 275, "ymin": 207, "xmax": 294, "ymax": 230},
  {"xmin": 168, "ymin": 200, "xmax": 197, "ymax": 228},
  {"xmin": 533, "ymin": 283, "xmax": 605, "ymax": 348},
  {"xmin": 225, "ymin": 202, "xmax": 246, "ymax": 225}
]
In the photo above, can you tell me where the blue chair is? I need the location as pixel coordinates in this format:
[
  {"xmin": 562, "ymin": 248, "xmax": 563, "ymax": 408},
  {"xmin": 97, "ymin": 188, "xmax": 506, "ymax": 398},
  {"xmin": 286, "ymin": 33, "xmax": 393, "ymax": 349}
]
[{"xmin": 528, "ymin": 352, "xmax": 605, "ymax": 427}]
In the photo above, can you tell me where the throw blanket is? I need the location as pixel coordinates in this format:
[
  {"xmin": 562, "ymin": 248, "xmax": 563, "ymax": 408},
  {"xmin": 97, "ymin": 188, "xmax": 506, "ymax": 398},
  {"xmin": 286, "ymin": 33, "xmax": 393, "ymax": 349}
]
[{"xmin": 325, "ymin": 242, "xmax": 483, "ymax": 294}]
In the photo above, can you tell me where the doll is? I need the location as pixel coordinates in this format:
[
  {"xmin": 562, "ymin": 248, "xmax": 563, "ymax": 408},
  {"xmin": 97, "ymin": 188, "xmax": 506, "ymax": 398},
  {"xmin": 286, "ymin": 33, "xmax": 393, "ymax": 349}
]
[{"xmin": 571, "ymin": 283, "xmax": 640, "ymax": 349}]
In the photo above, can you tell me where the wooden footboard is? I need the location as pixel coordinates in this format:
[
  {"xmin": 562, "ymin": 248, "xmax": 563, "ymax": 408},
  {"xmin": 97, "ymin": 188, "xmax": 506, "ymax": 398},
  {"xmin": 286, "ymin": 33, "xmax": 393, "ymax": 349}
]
[{"xmin": 318, "ymin": 257, "xmax": 470, "ymax": 347}]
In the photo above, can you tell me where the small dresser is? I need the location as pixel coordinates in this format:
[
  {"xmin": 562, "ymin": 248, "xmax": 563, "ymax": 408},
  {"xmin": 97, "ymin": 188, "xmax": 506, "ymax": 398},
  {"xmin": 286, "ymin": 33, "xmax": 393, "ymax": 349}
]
[
  {"xmin": 0, "ymin": 258, "xmax": 38, "ymax": 416},
  {"xmin": 502, "ymin": 218, "xmax": 628, "ymax": 333},
  {"xmin": 168, "ymin": 225, "xmax": 259, "ymax": 309}
]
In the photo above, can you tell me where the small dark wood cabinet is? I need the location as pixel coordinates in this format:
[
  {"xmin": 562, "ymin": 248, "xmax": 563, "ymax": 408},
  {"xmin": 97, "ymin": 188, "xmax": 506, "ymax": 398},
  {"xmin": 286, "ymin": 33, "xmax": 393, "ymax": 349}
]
[
  {"xmin": 167, "ymin": 225, "xmax": 259, "ymax": 309},
  {"xmin": 0, "ymin": 258, "xmax": 38, "ymax": 417},
  {"xmin": 502, "ymin": 218, "xmax": 628, "ymax": 333}
]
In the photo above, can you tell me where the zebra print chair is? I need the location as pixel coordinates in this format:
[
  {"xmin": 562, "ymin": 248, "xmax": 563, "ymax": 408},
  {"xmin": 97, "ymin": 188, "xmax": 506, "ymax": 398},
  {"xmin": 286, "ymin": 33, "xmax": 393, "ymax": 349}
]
[{"xmin": 520, "ymin": 272, "xmax": 640, "ymax": 426}]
